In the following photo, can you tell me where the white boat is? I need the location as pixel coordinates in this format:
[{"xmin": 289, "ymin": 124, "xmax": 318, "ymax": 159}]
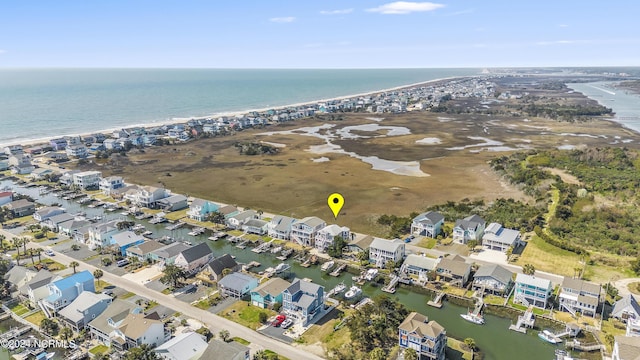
[
  {"xmin": 332, "ymin": 282, "xmax": 347, "ymax": 294},
  {"xmin": 142, "ymin": 231, "xmax": 153, "ymax": 236},
  {"xmin": 345, "ymin": 285, "xmax": 362, "ymax": 299},
  {"xmin": 35, "ymin": 352, "xmax": 55, "ymax": 360},
  {"xmin": 364, "ymin": 268, "xmax": 378, "ymax": 281},
  {"xmin": 208, "ymin": 236, "xmax": 219, "ymax": 241},
  {"xmin": 132, "ymin": 224, "xmax": 145, "ymax": 231},
  {"xmin": 275, "ymin": 262, "xmax": 291, "ymax": 273},
  {"xmin": 188, "ymin": 227, "xmax": 206, "ymax": 236},
  {"xmin": 321, "ymin": 260, "xmax": 335, "ymax": 272},
  {"xmin": 538, "ymin": 330, "xmax": 561, "ymax": 344},
  {"xmin": 460, "ymin": 311, "xmax": 485, "ymax": 325}
]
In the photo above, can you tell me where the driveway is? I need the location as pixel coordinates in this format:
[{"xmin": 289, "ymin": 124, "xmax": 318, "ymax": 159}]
[{"xmin": 258, "ymin": 323, "xmax": 293, "ymax": 344}]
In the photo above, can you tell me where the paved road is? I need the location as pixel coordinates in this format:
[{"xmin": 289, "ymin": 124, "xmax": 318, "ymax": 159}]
[
  {"xmin": 1, "ymin": 229, "xmax": 325, "ymax": 360},
  {"xmin": 613, "ymin": 277, "xmax": 640, "ymax": 300}
]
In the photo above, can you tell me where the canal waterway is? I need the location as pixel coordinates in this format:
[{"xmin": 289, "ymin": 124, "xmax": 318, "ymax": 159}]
[{"xmin": 1, "ymin": 179, "xmax": 579, "ymax": 360}]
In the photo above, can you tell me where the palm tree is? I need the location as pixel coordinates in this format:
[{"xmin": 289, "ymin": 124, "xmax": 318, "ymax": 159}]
[
  {"xmin": 21, "ymin": 237, "xmax": 28, "ymax": 255},
  {"xmin": 218, "ymin": 329, "xmax": 230, "ymax": 342},
  {"xmin": 12, "ymin": 238, "xmax": 22, "ymax": 265},
  {"xmin": 59, "ymin": 327, "xmax": 73, "ymax": 341},
  {"xmin": 0, "ymin": 234, "xmax": 6, "ymax": 253},
  {"xmin": 93, "ymin": 269, "xmax": 104, "ymax": 287},
  {"xmin": 29, "ymin": 248, "xmax": 35, "ymax": 265},
  {"xmin": 34, "ymin": 248, "xmax": 43, "ymax": 263},
  {"xmin": 69, "ymin": 261, "xmax": 79, "ymax": 274},
  {"xmin": 404, "ymin": 348, "xmax": 418, "ymax": 360},
  {"xmin": 522, "ymin": 263, "xmax": 536, "ymax": 275}
]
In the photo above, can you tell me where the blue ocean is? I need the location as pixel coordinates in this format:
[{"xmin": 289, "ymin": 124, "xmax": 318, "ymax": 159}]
[{"xmin": 0, "ymin": 68, "xmax": 481, "ymax": 146}]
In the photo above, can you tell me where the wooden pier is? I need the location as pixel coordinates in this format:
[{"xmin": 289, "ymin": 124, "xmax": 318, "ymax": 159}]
[
  {"xmin": 382, "ymin": 274, "xmax": 399, "ymax": 293},
  {"xmin": 0, "ymin": 326, "xmax": 31, "ymax": 341},
  {"xmin": 329, "ymin": 263, "xmax": 347, "ymax": 277},
  {"xmin": 427, "ymin": 291, "xmax": 445, "ymax": 308},
  {"xmin": 509, "ymin": 305, "xmax": 535, "ymax": 334}
]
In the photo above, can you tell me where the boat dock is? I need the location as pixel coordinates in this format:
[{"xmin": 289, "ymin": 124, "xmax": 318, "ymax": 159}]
[
  {"xmin": 509, "ymin": 305, "xmax": 536, "ymax": 333},
  {"xmin": 0, "ymin": 326, "xmax": 31, "ymax": 341},
  {"xmin": 276, "ymin": 248, "xmax": 293, "ymax": 261},
  {"xmin": 470, "ymin": 300, "xmax": 484, "ymax": 316},
  {"xmin": 427, "ymin": 291, "xmax": 445, "ymax": 308},
  {"xmin": 0, "ymin": 311, "xmax": 11, "ymax": 320},
  {"xmin": 165, "ymin": 221, "xmax": 185, "ymax": 230},
  {"xmin": 236, "ymin": 240, "xmax": 249, "ymax": 249},
  {"xmin": 252, "ymin": 241, "xmax": 271, "ymax": 253},
  {"xmin": 329, "ymin": 263, "xmax": 347, "ymax": 277},
  {"xmin": 382, "ymin": 274, "xmax": 399, "ymax": 293},
  {"xmin": 565, "ymin": 339, "xmax": 604, "ymax": 352},
  {"xmin": 242, "ymin": 261, "xmax": 261, "ymax": 271}
]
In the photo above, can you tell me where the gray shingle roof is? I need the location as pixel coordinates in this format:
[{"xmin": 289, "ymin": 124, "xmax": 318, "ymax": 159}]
[
  {"xmin": 179, "ymin": 243, "xmax": 212, "ymax": 263},
  {"xmin": 58, "ymin": 292, "xmax": 111, "ymax": 323},
  {"xmin": 370, "ymin": 238, "xmax": 404, "ymax": 253},
  {"xmin": 218, "ymin": 272, "xmax": 257, "ymax": 292},
  {"xmin": 612, "ymin": 295, "xmax": 640, "ymax": 318},
  {"xmin": 474, "ymin": 264, "xmax": 513, "ymax": 285},
  {"xmin": 413, "ymin": 211, "xmax": 445, "ymax": 225}
]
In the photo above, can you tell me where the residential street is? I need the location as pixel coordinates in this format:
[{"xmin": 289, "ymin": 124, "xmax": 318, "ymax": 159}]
[{"xmin": 1, "ymin": 228, "xmax": 325, "ymax": 360}]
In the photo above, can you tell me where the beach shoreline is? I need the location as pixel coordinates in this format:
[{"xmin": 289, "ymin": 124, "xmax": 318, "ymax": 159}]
[{"xmin": 0, "ymin": 76, "xmax": 465, "ymax": 149}]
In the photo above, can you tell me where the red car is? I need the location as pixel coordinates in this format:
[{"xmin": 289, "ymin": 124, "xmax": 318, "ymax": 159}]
[{"xmin": 271, "ymin": 314, "xmax": 286, "ymax": 327}]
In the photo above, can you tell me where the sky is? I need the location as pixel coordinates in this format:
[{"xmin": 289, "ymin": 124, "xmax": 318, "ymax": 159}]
[{"xmin": 0, "ymin": 0, "xmax": 639, "ymax": 68}]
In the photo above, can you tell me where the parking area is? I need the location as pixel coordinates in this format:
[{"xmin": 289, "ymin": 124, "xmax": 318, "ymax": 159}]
[
  {"xmin": 122, "ymin": 266, "xmax": 163, "ymax": 284},
  {"xmin": 258, "ymin": 322, "xmax": 294, "ymax": 344},
  {"xmin": 174, "ymin": 285, "xmax": 208, "ymax": 303}
]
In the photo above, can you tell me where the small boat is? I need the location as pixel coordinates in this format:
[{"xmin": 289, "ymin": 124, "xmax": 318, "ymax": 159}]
[
  {"xmin": 35, "ymin": 352, "xmax": 55, "ymax": 360},
  {"xmin": 321, "ymin": 260, "xmax": 335, "ymax": 272},
  {"xmin": 460, "ymin": 311, "xmax": 485, "ymax": 325},
  {"xmin": 538, "ymin": 330, "xmax": 561, "ymax": 344},
  {"xmin": 142, "ymin": 230, "xmax": 153, "ymax": 236},
  {"xmin": 208, "ymin": 236, "xmax": 219, "ymax": 241},
  {"xmin": 332, "ymin": 282, "xmax": 347, "ymax": 294},
  {"xmin": 132, "ymin": 224, "xmax": 145, "ymax": 231},
  {"xmin": 301, "ymin": 277, "xmax": 313, "ymax": 283},
  {"xmin": 188, "ymin": 227, "xmax": 206, "ymax": 236},
  {"xmin": 182, "ymin": 240, "xmax": 193, "ymax": 246},
  {"xmin": 275, "ymin": 262, "xmax": 291, "ymax": 273},
  {"xmin": 364, "ymin": 268, "xmax": 378, "ymax": 281},
  {"xmin": 345, "ymin": 285, "xmax": 362, "ymax": 299}
]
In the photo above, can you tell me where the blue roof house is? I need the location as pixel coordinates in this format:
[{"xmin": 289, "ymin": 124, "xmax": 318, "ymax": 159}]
[
  {"xmin": 109, "ymin": 231, "xmax": 146, "ymax": 256},
  {"xmin": 41, "ymin": 270, "xmax": 95, "ymax": 315}
]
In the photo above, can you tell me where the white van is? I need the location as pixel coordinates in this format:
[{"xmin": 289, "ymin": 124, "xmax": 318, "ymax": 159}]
[{"xmin": 116, "ymin": 259, "xmax": 130, "ymax": 267}]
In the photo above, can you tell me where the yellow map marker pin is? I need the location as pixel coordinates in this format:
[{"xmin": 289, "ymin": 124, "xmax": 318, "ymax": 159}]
[{"xmin": 328, "ymin": 193, "xmax": 344, "ymax": 219}]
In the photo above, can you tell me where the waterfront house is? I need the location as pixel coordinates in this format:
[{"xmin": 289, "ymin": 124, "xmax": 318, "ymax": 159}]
[
  {"xmin": 369, "ymin": 238, "xmax": 405, "ymax": 268},
  {"xmin": 218, "ymin": 205, "xmax": 240, "ymax": 218},
  {"xmin": 103, "ymin": 138, "xmax": 122, "ymax": 151},
  {"xmin": 514, "ymin": 273, "xmax": 553, "ymax": 309},
  {"xmin": 88, "ymin": 300, "xmax": 139, "ymax": 347},
  {"xmin": 59, "ymin": 170, "xmax": 81, "ymax": 186},
  {"xmin": 282, "ymin": 278, "xmax": 325, "ymax": 326},
  {"xmin": 87, "ymin": 220, "xmax": 121, "ymax": 250},
  {"xmin": 612, "ymin": 336, "xmax": 640, "ymax": 360},
  {"xmin": 346, "ymin": 234, "xmax": 374, "ymax": 254},
  {"xmin": 218, "ymin": 272, "xmax": 259, "ymax": 299},
  {"xmin": 435, "ymin": 256, "xmax": 471, "ymax": 286},
  {"xmin": 20, "ymin": 269, "xmax": 59, "ymax": 307},
  {"xmin": 4, "ymin": 199, "xmax": 36, "ymax": 217},
  {"xmin": 8, "ymin": 154, "xmax": 35, "ymax": 174},
  {"xmin": 43, "ymin": 151, "xmax": 69, "ymax": 163},
  {"xmin": 99, "ymin": 176, "xmax": 125, "ymax": 195},
  {"xmin": 242, "ymin": 218, "xmax": 268, "ymax": 235},
  {"xmin": 29, "ymin": 168, "xmax": 55, "ymax": 181},
  {"xmin": 58, "ymin": 292, "xmax": 112, "ymax": 332},
  {"xmin": 58, "ymin": 218, "xmax": 91, "ymax": 236},
  {"xmin": 202, "ymin": 339, "xmax": 250, "ymax": 360},
  {"xmin": 398, "ymin": 312, "xmax": 446, "ymax": 360},
  {"xmin": 126, "ymin": 240, "xmax": 166, "ymax": 262},
  {"xmin": 4, "ymin": 145, "xmax": 23, "ymax": 156},
  {"xmin": 33, "ymin": 206, "xmax": 65, "ymax": 222},
  {"xmin": 612, "ymin": 295, "xmax": 640, "ymax": 323},
  {"xmin": 250, "ymin": 278, "xmax": 291, "ymax": 309},
  {"xmin": 481, "ymin": 223, "xmax": 523, "ymax": 252},
  {"xmin": 157, "ymin": 194, "xmax": 188, "ymax": 212},
  {"xmin": 50, "ymin": 138, "xmax": 68, "ymax": 150},
  {"xmin": 290, "ymin": 216, "xmax": 326, "ymax": 247},
  {"xmin": 174, "ymin": 243, "xmax": 214, "ymax": 274},
  {"xmin": 314, "ymin": 224, "xmax": 350, "ymax": 253},
  {"xmin": 453, "ymin": 214, "xmax": 486, "ymax": 244},
  {"xmin": 201, "ymin": 254, "xmax": 239, "ymax": 282},
  {"xmin": 0, "ymin": 191, "xmax": 11, "ymax": 206},
  {"xmin": 150, "ymin": 242, "xmax": 191, "ymax": 267},
  {"xmin": 4, "ymin": 265, "xmax": 37, "ymax": 292},
  {"xmin": 109, "ymin": 231, "xmax": 145, "ymax": 256},
  {"xmin": 401, "ymin": 254, "xmax": 440, "ymax": 279},
  {"xmin": 472, "ymin": 264, "xmax": 514, "ymax": 296},
  {"xmin": 41, "ymin": 270, "xmax": 95, "ymax": 316},
  {"xmin": 42, "ymin": 213, "xmax": 75, "ymax": 231},
  {"xmin": 226, "ymin": 210, "xmax": 257, "ymax": 229},
  {"xmin": 267, "ymin": 215, "xmax": 297, "ymax": 240},
  {"xmin": 187, "ymin": 198, "xmax": 219, "ymax": 221},
  {"xmin": 411, "ymin": 211, "xmax": 445, "ymax": 238},
  {"xmin": 66, "ymin": 144, "xmax": 88, "ymax": 158},
  {"xmin": 154, "ymin": 332, "xmax": 209, "ymax": 360},
  {"xmin": 124, "ymin": 185, "xmax": 168, "ymax": 209},
  {"xmin": 558, "ymin": 277, "xmax": 601, "ymax": 317}
]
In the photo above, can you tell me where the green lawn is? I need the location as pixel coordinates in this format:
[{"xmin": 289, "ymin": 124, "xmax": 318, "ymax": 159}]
[
  {"xmin": 24, "ymin": 311, "xmax": 45, "ymax": 326},
  {"xmin": 95, "ymin": 280, "xmax": 112, "ymax": 293},
  {"xmin": 9, "ymin": 303, "xmax": 30, "ymax": 316},
  {"xmin": 262, "ymin": 350, "xmax": 290, "ymax": 360},
  {"xmin": 89, "ymin": 345, "xmax": 109, "ymax": 355},
  {"xmin": 166, "ymin": 209, "xmax": 188, "ymax": 222},
  {"xmin": 120, "ymin": 292, "xmax": 136, "ymax": 299},
  {"xmin": 228, "ymin": 230, "xmax": 244, "ymax": 236},
  {"xmin": 231, "ymin": 337, "xmax": 250, "ymax": 345},
  {"xmin": 446, "ymin": 338, "xmax": 474, "ymax": 360},
  {"xmin": 417, "ymin": 238, "xmax": 436, "ymax": 249},
  {"xmin": 219, "ymin": 301, "xmax": 276, "ymax": 330}
]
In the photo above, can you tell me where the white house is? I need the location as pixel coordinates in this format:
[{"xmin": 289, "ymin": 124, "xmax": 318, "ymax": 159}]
[
  {"xmin": 453, "ymin": 214, "xmax": 486, "ymax": 244},
  {"xmin": 267, "ymin": 215, "xmax": 297, "ymax": 240},
  {"xmin": 290, "ymin": 216, "xmax": 326, "ymax": 247},
  {"xmin": 612, "ymin": 295, "xmax": 640, "ymax": 323},
  {"xmin": 99, "ymin": 176, "xmax": 125, "ymax": 195},
  {"xmin": 87, "ymin": 220, "xmax": 121, "ymax": 250},
  {"xmin": 66, "ymin": 144, "xmax": 88, "ymax": 158},
  {"xmin": 154, "ymin": 332, "xmax": 208, "ymax": 360},
  {"xmin": 482, "ymin": 223, "xmax": 523, "ymax": 252},
  {"xmin": 314, "ymin": 224, "xmax": 350, "ymax": 253},
  {"xmin": 73, "ymin": 170, "xmax": 102, "ymax": 189},
  {"xmin": 174, "ymin": 243, "xmax": 213, "ymax": 274},
  {"xmin": 369, "ymin": 238, "xmax": 405, "ymax": 268},
  {"xmin": 612, "ymin": 335, "xmax": 640, "ymax": 360},
  {"xmin": 411, "ymin": 211, "xmax": 445, "ymax": 238},
  {"xmin": 226, "ymin": 210, "xmax": 257, "ymax": 229},
  {"xmin": 124, "ymin": 185, "xmax": 168, "ymax": 209},
  {"xmin": 558, "ymin": 277, "xmax": 601, "ymax": 318}
]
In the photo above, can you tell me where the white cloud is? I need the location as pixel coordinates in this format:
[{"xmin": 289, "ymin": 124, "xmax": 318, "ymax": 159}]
[
  {"xmin": 269, "ymin": 17, "xmax": 296, "ymax": 23},
  {"xmin": 559, "ymin": 24, "xmax": 569, "ymax": 28},
  {"xmin": 320, "ymin": 9, "xmax": 354, "ymax": 15},
  {"xmin": 0, "ymin": 49, "xmax": 5, "ymax": 54},
  {"xmin": 367, "ymin": 1, "xmax": 444, "ymax": 14}
]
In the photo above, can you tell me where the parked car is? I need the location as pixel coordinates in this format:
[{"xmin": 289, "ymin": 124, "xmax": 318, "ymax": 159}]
[
  {"xmin": 271, "ymin": 314, "xmax": 286, "ymax": 327},
  {"xmin": 281, "ymin": 318, "xmax": 293, "ymax": 329},
  {"xmin": 44, "ymin": 250, "xmax": 55, "ymax": 256},
  {"xmin": 404, "ymin": 235, "xmax": 415, "ymax": 243},
  {"xmin": 116, "ymin": 259, "xmax": 130, "ymax": 267}
]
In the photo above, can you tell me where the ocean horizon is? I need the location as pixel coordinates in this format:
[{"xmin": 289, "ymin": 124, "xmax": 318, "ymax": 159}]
[{"xmin": 0, "ymin": 68, "xmax": 481, "ymax": 147}]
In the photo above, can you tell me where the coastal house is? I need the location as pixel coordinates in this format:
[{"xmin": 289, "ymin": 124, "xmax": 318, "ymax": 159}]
[
  {"xmin": 0, "ymin": 159, "xmax": 9, "ymax": 171},
  {"xmin": 174, "ymin": 243, "xmax": 214, "ymax": 274},
  {"xmin": 558, "ymin": 277, "xmax": 601, "ymax": 317},
  {"xmin": 435, "ymin": 256, "xmax": 471, "ymax": 287},
  {"xmin": 314, "ymin": 224, "xmax": 350, "ymax": 253},
  {"xmin": 29, "ymin": 168, "xmax": 55, "ymax": 181},
  {"xmin": 290, "ymin": 216, "xmax": 326, "ymax": 247},
  {"xmin": 346, "ymin": 234, "xmax": 375, "ymax": 254},
  {"xmin": 627, "ymin": 318, "xmax": 640, "ymax": 337},
  {"xmin": 411, "ymin": 211, "xmax": 445, "ymax": 238},
  {"xmin": 398, "ymin": 312, "xmax": 447, "ymax": 360},
  {"xmin": 109, "ymin": 231, "xmax": 145, "ymax": 256},
  {"xmin": 19, "ymin": 269, "xmax": 60, "ymax": 307},
  {"xmin": 87, "ymin": 220, "xmax": 121, "ymax": 250},
  {"xmin": 369, "ymin": 238, "xmax": 405, "ymax": 268},
  {"xmin": 612, "ymin": 336, "xmax": 640, "ymax": 360},
  {"xmin": 153, "ymin": 332, "xmax": 209, "ymax": 360},
  {"xmin": 201, "ymin": 254, "xmax": 240, "ymax": 282},
  {"xmin": 226, "ymin": 210, "xmax": 257, "ymax": 229},
  {"xmin": 4, "ymin": 265, "xmax": 37, "ymax": 292},
  {"xmin": 33, "ymin": 206, "xmax": 65, "ymax": 222},
  {"xmin": 202, "ymin": 340, "xmax": 250, "ymax": 360},
  {"xmin": 242, "ymin": 218, "xmax": 268, "ymax": 235},
  {"xmin": 612, "ymin": 295, "xmax": 640, "ymax": 323},
  {"xmin": 42, "ymin": 213, "xmax": 75, "ymax": 231},
  {"xmin": 0, "ymin": 191, "xmax": 11, "ymax": 206},
  {"xmin": 401, "ymin": 254, "xmax": 440, "ymax": 279},
  {"xmin": 99, "ymin": 176, "xmax": 125, "ymax": 195},
  {"xmin": 125, "ymin": 240, "xmax": 166, "ymax": 262},
  {"xmin": 482, "ymin": 223, "xmax": 523, "ymax": 252},
  {"xmin": 59, "ymin": 170, "xmax": 81, "ymax": 186},
  {"xmin": 250, "ymin": 278, "xmax": 291, "ymax": 309},
  {"xmin": 50, "ymin": 138, "xmax": 68, "ymax": 150},
  {"xmin": 282, "ymin": 278, "xmax": 325, "ymax": 326},
  {"xmin": 43, "ymin": 151, "xmax": 69, "ymax": 163},
  {"xmin": 453, "ymin": 214, "xmax": 486, "ymax": 244},
  {"xmin": 187, "ymin": 198, "xmax": 219, "ymax": 222},
  {"xmin": 66, "ymin": 144, "xmax": 88, "ymax": 158},
  {"xmin": 103, "ymin": 138, "xmax": 122, "ymax": 151},
  {"xmin": 8, "ymin": 154, "xmax": 35, "ymax": 174},
  {"xmin": 267, "ymin": 215, "xmax": 297, "ymax": 240},
  {"xmin": 157, "ymin": 194, "xmax": 188, "ymax": 212},
  {"xmin": 4, "ymin": 199, "xmax": 36, "ymax": 217},
  {"xmin": 218, "ymin": 272, "xmax": 259, "ymax": 299},
  {"xmin": 58, "ymin": 292, "xmax": 112, "ymax": 332},
  {"xmin": 514, "ymin": 273, "xmax": 553, "ymax": 309},
  {"xmin": 218, "ymin": 205, "xmax": 240, "ymax": 219},
  {"xmin": 472, "ymin": 264, "xmax": 514, "ymax": 296},
  {"xmin": 4, "ymin": 145, "xmax": 23, "ymax": 156},
  {"xmin": 41, "ymin": 270, "xmax": 95, "ymax": 316},
  {"xmin": 124, "ymin": 185, "xmax": 168, "ymax": 209},
  {"xmin": 150, "ymin": 242, "xmax": 191, "ymax": 268},
  {"xmin": 58, "ymin": 219, "xmax": 91, "ymax": 237}
]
